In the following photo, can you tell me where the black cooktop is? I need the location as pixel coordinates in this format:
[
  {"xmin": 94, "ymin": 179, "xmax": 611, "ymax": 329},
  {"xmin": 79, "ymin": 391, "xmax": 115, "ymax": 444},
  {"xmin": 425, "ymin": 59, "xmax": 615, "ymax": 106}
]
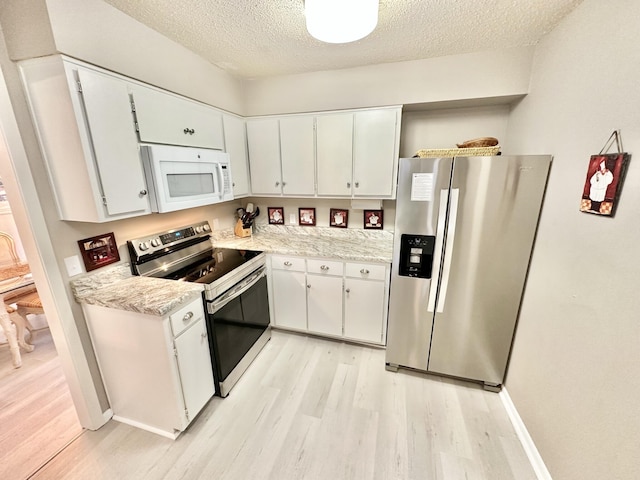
[{"xmin": 165, "ymin": 248, "xmax": 262, "ymax": 284}]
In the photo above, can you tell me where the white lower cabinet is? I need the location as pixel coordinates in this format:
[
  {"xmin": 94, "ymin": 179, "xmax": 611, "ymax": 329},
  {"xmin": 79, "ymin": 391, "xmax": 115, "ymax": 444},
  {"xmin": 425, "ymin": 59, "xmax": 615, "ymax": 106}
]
[
  {"xmin": 83, "ymin": 296, "xmax": 214, "ymax": 439},
  {"xmin": 270, "ymin": 255, "xmax": 307, "ymax": 331},
  {"xmin": 268, "ymin": 254, "xmax": 390, "ymax": 345},
  {"xmin": 344, "ymin": 278, "xmax": 387, "ymax": 344}
]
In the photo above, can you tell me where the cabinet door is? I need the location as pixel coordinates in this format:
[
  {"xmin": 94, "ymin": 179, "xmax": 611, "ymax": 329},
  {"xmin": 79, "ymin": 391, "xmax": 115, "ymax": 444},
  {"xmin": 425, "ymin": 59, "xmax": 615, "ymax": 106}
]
[
  {"xmin": 130, "ymin": 84, "xmax": 224, "ymax": 149},
  {"xmin": 271, "ymin": 270, "xmax": 307, "ymax": 330},
  {"xmin": 173, "ymin": 317, "xmax": 215, "ymax": 424},
  {"xmin": 223, "ymin": 114, "xmax": 250, "ymax": 197},
  {"xmin": 344, "ymin": 278, "xmax": 386, "ymax": 344},
  {"xmin": 316, "ymin": 113, "xmax": 353, "ymax": 196},
  {"xmin": 307, "ymin": 274, "xmax": 343, "ymax": 337},
  {"xmin": 279, "ymin": 116, "xmax": 315, "ymax": 196},
  {"xmin": 77, "ymin": 68, "xmax": 151, "ymax": 216},
  {"xmin": 247, "ymin": 118, "xmax": 282, "ymax": 195},
  {"xmin": 353, "ymin": 109, "xmax": 399, "ymax": 197}
]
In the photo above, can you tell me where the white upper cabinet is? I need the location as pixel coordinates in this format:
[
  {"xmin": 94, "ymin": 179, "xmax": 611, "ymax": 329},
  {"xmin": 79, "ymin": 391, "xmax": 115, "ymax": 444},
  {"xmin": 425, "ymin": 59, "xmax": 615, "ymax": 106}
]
[
  {"xmin": 316, "ymin": 113, "xmax": 354, "ymax": 196},
  {"xmin": 247, "ymin": 116, "xmax": 315, "ymax": 197},
  {"xmin": 353, "ymin": 108, "xmax": 400, "ymax": 197},
  {"xmin": 75, "ymin": 69, "xmax": 151, "ymax": 216},
  {"xmin": 316, "ymin": 106, "xmax": 402, "ymax": 199},
  {"xmin": 279, "ymin": 116, "xmax": 315, "ymax": 196},
  {"xmin": 247, "ymin": 118, "xmax": 282, "ymax": 195},
  {"xmin": 130, "ymin": 83, "xmax": 225, "ymax": 150},
  {"xmin": 19, "ymin": 56, "xmax": 151, "ymax": 222},
  {"xmin": 222, "ymin": 114, "xmax": 250, "ymax": 197}
]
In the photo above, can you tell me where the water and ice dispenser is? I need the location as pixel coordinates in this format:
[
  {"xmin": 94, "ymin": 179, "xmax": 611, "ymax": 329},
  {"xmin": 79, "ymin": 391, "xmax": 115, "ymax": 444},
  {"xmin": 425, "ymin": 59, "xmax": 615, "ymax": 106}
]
[{"xmin": 398, "ymin": 234, "xmax": 436, "ymax": 278}]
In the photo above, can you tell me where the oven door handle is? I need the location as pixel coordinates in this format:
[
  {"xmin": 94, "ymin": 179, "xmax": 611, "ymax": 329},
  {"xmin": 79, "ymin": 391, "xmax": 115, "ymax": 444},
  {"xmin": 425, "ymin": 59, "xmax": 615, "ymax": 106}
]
[{"xmin": 209, "ymin": 266, "xmax": 266, "ymax": 313}]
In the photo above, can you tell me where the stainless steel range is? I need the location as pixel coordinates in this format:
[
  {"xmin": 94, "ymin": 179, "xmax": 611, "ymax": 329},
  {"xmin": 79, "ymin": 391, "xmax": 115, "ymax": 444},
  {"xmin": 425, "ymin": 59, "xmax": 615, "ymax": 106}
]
[{"xmin": 127, "ymin": 221, "xmax": 271, "ymax": 397}]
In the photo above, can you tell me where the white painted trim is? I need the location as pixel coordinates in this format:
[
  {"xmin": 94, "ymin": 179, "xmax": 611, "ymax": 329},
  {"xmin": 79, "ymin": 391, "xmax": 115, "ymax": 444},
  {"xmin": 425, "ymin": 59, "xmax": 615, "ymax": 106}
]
[
  {"xmin": 112, "ymin": 415, "xmax": 179, "ymax": 440},
  {"xmin": 500, "ymin": 387, "xmax": 553, "ymax": 480},
  {"xmin": 102, "ymin": 408, "xmax": 114, "ymax": 424}
]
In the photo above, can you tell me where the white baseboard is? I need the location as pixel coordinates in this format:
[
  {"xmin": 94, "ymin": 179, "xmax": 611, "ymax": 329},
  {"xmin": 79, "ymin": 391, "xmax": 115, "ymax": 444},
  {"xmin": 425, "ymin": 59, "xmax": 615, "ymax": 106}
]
[{"xmin": 500, "ymin": 387, "xmax": 553, "ymax": 480}]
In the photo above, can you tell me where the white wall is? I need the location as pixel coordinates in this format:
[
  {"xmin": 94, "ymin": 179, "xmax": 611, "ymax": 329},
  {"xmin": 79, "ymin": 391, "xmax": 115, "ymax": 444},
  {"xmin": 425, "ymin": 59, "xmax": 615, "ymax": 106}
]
[
  {"xmin": 243, "ymin": 48, "xmax": 534, "ymax": 116},
  {"xmin": 0, "ymin": 0, "xmax": 245, "ymax": 115},
  {"xmin": 504, "ymin": 1, "xmax": 640, "ymax": 479},
  {"xmin": 400, "ymin": 105, "xmax": 511, "ymax": 157}
]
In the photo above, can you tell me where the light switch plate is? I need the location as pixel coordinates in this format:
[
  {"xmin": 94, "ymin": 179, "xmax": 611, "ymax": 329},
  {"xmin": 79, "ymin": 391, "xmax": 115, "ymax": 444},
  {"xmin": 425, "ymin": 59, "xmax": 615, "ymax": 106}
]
[
  {"xmin": 64, "ymin": 255, "xmax": 83, "ymax": 277},
  {"xmin": 289, "ymin": 213, "xmax": 297, "ymax": 225},
  {"xmin": 212, "ymin": 218, "xmax": 220, "ymax": 230}
]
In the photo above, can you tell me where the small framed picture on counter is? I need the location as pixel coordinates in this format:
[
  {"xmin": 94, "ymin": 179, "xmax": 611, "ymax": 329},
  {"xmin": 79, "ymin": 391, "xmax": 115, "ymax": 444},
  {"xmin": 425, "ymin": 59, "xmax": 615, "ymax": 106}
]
[
  {"xmin": 78, "ymin": 232, "xmax": 120, "ymax": 271},
  {"xmin": 330, "ymin": 208, "xmax": 348, "ymax": 228},
  {"xmin": 298, "ymin": 208, "xmax": 316, "ymax": 226},
  {"xmin": 364, "ymin": 209, "xmax": 383, "ymax": 229},
  {"xmin": 268, "ymin": 207, "xmax": 285, "ymax": 224}
]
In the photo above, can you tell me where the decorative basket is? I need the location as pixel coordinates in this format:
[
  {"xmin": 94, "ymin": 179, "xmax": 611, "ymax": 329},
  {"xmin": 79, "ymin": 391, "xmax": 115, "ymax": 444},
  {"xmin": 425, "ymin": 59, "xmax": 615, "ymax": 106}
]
[
  {"xmin": 456, "ymin": 137, "xmax": 499, "ymax": 148},
  {"xmin": 413, "ymin": 146, "xmax": 501, "ymax": 158}
]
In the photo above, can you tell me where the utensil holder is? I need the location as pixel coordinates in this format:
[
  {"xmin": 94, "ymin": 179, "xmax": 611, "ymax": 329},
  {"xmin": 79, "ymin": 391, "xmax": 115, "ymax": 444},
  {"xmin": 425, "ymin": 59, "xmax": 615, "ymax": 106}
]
[{"xmin": 234, "ymin": 219, "xmax": 252, "ymax": 238}]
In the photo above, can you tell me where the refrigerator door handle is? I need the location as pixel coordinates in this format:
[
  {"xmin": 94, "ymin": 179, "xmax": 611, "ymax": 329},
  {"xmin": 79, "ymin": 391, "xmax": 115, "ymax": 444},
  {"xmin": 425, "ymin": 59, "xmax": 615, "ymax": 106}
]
[
  {"xmin": 436, "ymin": 188, "xmax": 459, "ymax": 313},
  {"xmin": 427, "ymin": 189, "xmax": 449, "ymax": 312}
]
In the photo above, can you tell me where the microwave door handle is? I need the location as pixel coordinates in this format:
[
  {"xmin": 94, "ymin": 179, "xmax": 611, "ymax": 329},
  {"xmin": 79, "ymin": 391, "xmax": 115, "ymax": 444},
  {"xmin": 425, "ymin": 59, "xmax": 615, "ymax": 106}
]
[
  {"xmin": 209, "ymin": 267, "xmax": 266, "ymax": 312},
  {"xmin": 216, "ymin": 163, "xmax": 224, "ymax": 198}
]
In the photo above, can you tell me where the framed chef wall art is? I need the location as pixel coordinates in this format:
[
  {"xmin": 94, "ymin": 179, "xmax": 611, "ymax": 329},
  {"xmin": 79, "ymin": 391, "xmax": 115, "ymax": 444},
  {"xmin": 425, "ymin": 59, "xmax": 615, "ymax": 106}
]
[
  {"xmin": 78, "ymin": 232, "xmax": 120, "ymax": 271},
  {"xmin": 329, "ymin": 208, "xmax": 348, "ymax": 228},
  {"xmin": 579, "ymin": 130, "xmax": 631, "ymax": 217},
  {"xmin": 364, "ymin": 209, "xmax": 383, "ymax": 229},
  {"xmin": 298, "ymin": 207, "xmax": 316, "ymax": 226},
  {"xmin": 268, "ymin": 207, "xmax": 284, "ymax": 224}
]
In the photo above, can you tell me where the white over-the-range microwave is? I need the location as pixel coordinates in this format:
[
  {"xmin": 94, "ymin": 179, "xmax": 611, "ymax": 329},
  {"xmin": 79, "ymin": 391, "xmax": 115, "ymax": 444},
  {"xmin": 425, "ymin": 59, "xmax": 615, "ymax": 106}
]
[{"xmin": 140, "ymin": 144, "xmax": 234, "ymax": 213}]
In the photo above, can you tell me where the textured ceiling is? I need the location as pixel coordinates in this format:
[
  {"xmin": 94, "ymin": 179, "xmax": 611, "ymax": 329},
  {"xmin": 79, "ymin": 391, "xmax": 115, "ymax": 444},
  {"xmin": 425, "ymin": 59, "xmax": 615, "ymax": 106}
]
[{"xmin": 103, "ymin": 0, "xmax": 583, "ymax": 79}]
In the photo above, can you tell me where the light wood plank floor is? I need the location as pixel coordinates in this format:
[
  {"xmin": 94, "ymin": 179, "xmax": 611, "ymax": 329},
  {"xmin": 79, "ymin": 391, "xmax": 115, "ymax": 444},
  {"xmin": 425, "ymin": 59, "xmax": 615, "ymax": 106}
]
[
  {"xmin": 33, "ymin": 330, "xmax": 536, "ymax": 480},
  {"xmin": 0, "ymin": 327, "xmax": 82, "ymax": 480}
]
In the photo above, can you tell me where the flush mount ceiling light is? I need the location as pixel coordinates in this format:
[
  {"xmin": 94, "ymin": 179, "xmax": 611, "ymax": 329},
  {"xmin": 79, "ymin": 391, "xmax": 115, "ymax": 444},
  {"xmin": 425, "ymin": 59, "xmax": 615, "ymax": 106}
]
[{"xmin": 305, "ymin": 0, "xmax": 379, "ymax": 44}]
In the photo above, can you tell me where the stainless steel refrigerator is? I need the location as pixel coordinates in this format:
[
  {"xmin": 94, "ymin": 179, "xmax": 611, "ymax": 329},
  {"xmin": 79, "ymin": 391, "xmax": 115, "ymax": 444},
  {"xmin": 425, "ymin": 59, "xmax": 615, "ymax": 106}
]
[{"xmin": 386, "ymin": 155, "xmax": 551, "ymax": 391}]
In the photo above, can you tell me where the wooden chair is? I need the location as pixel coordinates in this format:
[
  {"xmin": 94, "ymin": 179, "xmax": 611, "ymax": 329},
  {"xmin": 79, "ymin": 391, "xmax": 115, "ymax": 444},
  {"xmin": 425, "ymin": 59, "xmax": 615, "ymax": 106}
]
[
  {"xmin": 3, "ymin": 285, "xmax": 39, "ymax": 353},
  {"xmin": 0, "ymin": 231, "xmax": 43, "ymax": 366}
]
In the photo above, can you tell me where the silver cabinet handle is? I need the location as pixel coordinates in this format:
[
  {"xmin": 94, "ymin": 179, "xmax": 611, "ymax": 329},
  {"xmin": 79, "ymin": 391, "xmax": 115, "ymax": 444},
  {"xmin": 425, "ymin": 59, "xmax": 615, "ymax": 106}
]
[
  {"xmin": 355, "ymin": 182, "xmax": 359, "ymax": 188},
  {"xmin": 275, "ymin": 181, "xmax": 280, "ymax": 187},
  {"xmin": 139, "ymin": 189, "xmax": 148, "ymax": 196},
  {"xmin": 360, "ymin": 268, "xmax": 369, "ymax": 274},
  {"xmin": 345, "ymin": 288, "xmax": 351, "ymax": 293},
  {"xmin": 284, "ymin": 261, "xmax": 292, "ymax": 266},
  {"xmin": 320, "ymin": 265, "xmax": 329, "ymax": 271},
  {"xmin": 347, "ymin": 182, "xmax": 351, "ymax": 188},
  {"xmin": 182, "ymin": 311, "xmax": 194, "ymax": 322},
  {"xmin": 307, "ymin": 284, "xmax": 311, "ymax": 289},
  {"xmin": 201, "ymin": 331, "xmax": 208, "ymax": 340},
  {"xmin": 183, "ymin": 128, "xmax": 195, "ymax": 135}
]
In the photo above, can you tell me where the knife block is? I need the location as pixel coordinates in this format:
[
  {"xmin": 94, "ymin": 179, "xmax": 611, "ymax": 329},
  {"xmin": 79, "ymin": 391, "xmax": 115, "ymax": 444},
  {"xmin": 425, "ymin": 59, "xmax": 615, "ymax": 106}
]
[{"xmin": 234, "ymin": 219, "xmax": 252, "ymax": 238}]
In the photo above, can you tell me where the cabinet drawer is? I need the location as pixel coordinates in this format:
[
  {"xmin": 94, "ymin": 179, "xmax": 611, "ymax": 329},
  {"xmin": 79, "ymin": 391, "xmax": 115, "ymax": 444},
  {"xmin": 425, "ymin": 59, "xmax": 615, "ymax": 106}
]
[
  {"xmin": 270, "ymin": 255, "xmax": 305, "ymax": 272},
  {"xmin": 307, "ymin": 259, "xmax": 343, "ymax": 276},
  {"xmin": 170, "ymin": 298, "xmax": 204, "ymax": 336},
  {"xmin": 345, "ymin": 262, "xmax": 387, "ymax": 281}
]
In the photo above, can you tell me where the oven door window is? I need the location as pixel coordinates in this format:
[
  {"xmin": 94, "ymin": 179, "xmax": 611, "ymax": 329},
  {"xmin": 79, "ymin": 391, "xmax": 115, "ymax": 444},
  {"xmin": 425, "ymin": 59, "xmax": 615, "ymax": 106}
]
[{"xmin": 208, "ymin": 275, "xmax": 270, "ymax": 382}]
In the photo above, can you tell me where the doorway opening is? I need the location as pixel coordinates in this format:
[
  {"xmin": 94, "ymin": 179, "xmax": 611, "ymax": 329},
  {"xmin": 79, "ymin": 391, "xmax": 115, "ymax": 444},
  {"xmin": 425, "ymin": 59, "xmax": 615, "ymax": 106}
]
[{"xmin": 0, "ymin": 182, "xmax": 82, "ymax": 478}]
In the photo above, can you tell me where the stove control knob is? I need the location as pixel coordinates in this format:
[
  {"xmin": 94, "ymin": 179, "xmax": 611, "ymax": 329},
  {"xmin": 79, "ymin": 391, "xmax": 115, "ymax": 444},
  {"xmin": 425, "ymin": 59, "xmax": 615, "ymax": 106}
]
[
  {"xmin": 202, "ymin": 224, "xmax": 211, "ymax": 231},
  {"xmin": 195, "ymin": 225, "xmax": 204, "ymax": 233},
  {"xmin": 150, "ymin": 238, "xmax": 161, "ymax": 247},
  {"xmin": 139, "ymin": 241, "xmax": 151, "ymax": 251}
]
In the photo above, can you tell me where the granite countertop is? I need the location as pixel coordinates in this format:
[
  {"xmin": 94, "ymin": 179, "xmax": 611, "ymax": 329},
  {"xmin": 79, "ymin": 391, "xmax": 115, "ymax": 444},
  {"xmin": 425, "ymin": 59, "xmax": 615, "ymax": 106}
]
[
  {"xmin": 70, "ymin": 264, "xmax": 203, "ymax": 316},
  {"xmin": 71, "ymin": 225, "xmax": 394, "ymax": 313},
  {"xmin": 211, "ymin": 224, "xmax": 394, "ymax": 263}
]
